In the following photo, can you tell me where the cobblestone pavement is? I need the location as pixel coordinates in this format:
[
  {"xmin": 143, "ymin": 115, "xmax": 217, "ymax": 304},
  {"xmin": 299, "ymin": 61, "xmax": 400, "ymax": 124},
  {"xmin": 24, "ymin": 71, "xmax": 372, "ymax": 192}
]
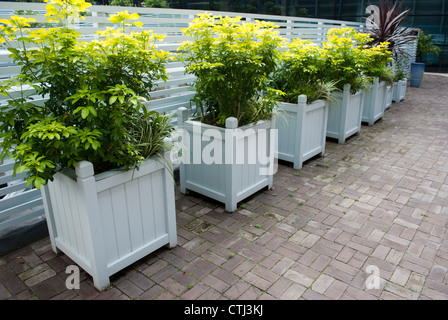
[{"xmin": 1, "ymin": 74, "xmax": 448, "ymax": 300}]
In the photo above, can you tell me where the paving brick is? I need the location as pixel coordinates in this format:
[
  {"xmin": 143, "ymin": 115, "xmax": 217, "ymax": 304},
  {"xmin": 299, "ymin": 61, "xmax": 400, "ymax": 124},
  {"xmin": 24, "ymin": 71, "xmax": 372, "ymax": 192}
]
[
  {"xmin": 384, "ymin": 283, "xmax": 419, "ymax": 300},
  {"xmin": 324, "ymin": 280, "xmax": 348, "ymax": 300},
  {"xmin": 0, "ymin": 283, "xmax": 11, "ymax": 300},
  {"xmin": 245, "ymin": 272, "xmax": 272, "ymax": 291},
  {"xmin": 179, "ymin": 283, "xmax": 209, "ymax": 300},
  {"xmin": 128, "ymin": 272, "xmax": 155, "ymax": 291},
  {"xmin": 390, "ymin": 267, "xmax": 411, "ymax": 286},
  {"xmin": 302, "ymin": 289, "xmax": 330, "ymax": 300},
  {"xmin": 310, "ymin": 255, "xmax": 332, "ymax": 272},
  {"xmin": 24, "ymin": 268, "xmax": 57, "ymax": 288},
  {"xmin": 267, "ymin": 277, "xmax": 293, "ymax": 298},
  {"xmin": 385, "ymin": 248, "xmax": 405, "ymax": 265},
  {"xmin": 311, "ymin": 274, "xmax": 334, "ymax": 294},
  {"xmin": 406, "ymin": 272, "xmax": 426, "ymax": 293},
  {"xmin": 280, "ymin": 283, "xmax": 306, "ymax": 300},
  {"xmin": 223, "ymin": 280, "xmax": 251, "ymax": 300},
  {"xmin": 284, "ymin": 269, "xmax": 314, "ymax": 287},
  {"xmin": 159, "ymin": 277, "xmax": 187, "ymax": 296}
]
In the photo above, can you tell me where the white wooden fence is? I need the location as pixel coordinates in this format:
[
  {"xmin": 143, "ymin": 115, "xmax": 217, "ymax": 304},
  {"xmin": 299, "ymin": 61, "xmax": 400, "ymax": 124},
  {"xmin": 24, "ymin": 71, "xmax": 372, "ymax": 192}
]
[{"xmin": 0, "ymin": 158, "xmax": 44, "ymax": 231}]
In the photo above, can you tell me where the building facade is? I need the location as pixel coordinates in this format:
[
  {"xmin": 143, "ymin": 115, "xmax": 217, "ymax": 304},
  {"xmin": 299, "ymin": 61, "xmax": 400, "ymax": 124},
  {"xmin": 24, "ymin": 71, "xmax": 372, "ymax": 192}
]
[{"xmin": 169, "ymin": 0, "xmax": 447, "ymax": 73}]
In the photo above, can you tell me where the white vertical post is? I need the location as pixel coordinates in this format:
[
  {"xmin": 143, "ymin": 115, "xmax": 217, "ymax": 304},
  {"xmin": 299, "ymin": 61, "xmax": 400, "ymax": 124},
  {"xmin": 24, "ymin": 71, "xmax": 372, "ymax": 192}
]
[
  {"xmin": 40, "ymin": 185, "xmax": 59, "ymax": 254},
  {"xmin": 293, "ymin": 94, "xmax": 307, "ymax": 170},
  {"xmin": 318, "ymin": 21, "xmax": 323, "ymax": 47},
  {"xmin": 268, "ymin": 113, "xmax": 276, "ymax": 189},
  {"xmin": 286, "ymin": 19, "xmax": 292, "ymax": 42},
  {"xmin": 75, "ymin": 161, "xmax": 109, "ymax": 291},
  {"xmin": 339, "ymin": 83, "xmax": 351, "ymax": 144},
  {"xmin": 321, "ymin": 102, "xmax": 329, "ymax": 157},
  {"xmin": 163, "ymin": 137, "xmax": 178, "ymax": 248},
  {"xmin": 225, "ymin": 117, "xmax": 238, "ymax": 212},
  {"xmin": 177, "ymin": 107, "xmax": 188, "ymax": 194}
]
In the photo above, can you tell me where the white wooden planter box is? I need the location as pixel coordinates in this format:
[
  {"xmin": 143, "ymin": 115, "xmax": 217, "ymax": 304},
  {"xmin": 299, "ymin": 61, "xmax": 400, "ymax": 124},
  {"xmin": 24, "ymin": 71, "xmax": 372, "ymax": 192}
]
[
  {"xmin": 41, "ymin": 154, "xmax": 177, "ymax": 290},
  {"xmin": 276, "ymin": 95, "xmax": 328, "ymax": 170},
  {"xmin": 362, "ymin": 78, "xmax": 387, "ymax": 126},
  {"xmin": 177, "ymin": 107, "xmax": 275, "ymax": 212},
  {"xmin": 385, "ymin": 84, "xmax": 393, "ymax": 110},
  {"xmin": 326, "ymin": 83, "xmax": 364, "ymax": 144},
  {"xmin": 392, "ymin": 78, "xmax": 407, "ymax": 102}
]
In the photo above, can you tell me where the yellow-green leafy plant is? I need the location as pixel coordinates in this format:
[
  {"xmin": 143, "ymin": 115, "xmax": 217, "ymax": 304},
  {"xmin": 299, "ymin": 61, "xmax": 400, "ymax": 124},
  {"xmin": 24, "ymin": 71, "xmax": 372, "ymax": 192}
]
[
  {"xmin": 271, "ymin": 38, "xmax": 339, "ymax": 104},
  {"xmin": 0, "ymin": 0, "xmax": 171, "ymax": 188},
  {"xmin": 323, "ymin": 27, "xmax": 373, "ymax": 93},
  {"xmin": 361, "ymin": 41, "xmax": 394, "ymax": 85},
  {"xmin": 177, "ymin": 13, "xmax": 286, "ymax": 127}
]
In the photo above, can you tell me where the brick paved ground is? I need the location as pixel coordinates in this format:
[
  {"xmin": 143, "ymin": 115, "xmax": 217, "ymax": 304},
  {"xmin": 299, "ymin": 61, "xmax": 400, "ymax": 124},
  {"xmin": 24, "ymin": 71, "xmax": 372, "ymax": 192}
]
[{"xmin": 1, "ymin": 74, "xmax": 448, "ymax": 300}]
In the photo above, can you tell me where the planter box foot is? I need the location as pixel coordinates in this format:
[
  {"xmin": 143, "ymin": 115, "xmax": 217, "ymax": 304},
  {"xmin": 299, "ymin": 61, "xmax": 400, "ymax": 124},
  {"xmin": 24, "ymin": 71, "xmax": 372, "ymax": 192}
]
[{"xmin": 293, "ymin": 161, "xmax": 303, "ymax": 170}]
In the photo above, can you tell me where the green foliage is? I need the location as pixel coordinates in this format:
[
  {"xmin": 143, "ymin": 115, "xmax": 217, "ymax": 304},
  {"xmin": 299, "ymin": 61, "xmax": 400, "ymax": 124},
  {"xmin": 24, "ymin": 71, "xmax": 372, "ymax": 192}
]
[
  {"xmin": 144, "ymin": 0, "xmax": 169, "ymax": 8},
  {"xmin": 128, "ymin": 111, "xmax": 173, "ymax": 159},
  {"xmin": 0, "ymin": 0, "xmax": 171, "ymax": 188},
  {"xmin": 109, "ymin": 0, "xmax": 134, "ymax": 6},
  {"xmin": 323, "ymin": 27, "xmax": 372, "ymax": 93},
  {"xmin": 177, "ymin": 13, "xmax": 286, "ymax": 127},
  {"xmin": 417, "ymin": 33, "xmax": 441, "ymax": 57},
  {"xmin": 323, "ymin": 27, "xmax": 392, "ymax": 93},
  {"xmin": 361, "ymin": 42, "xmax": 393, "ymax": 84},
  {"xmin": 271, "ymin": 39, "xmax": 338, "ymax": 104}
]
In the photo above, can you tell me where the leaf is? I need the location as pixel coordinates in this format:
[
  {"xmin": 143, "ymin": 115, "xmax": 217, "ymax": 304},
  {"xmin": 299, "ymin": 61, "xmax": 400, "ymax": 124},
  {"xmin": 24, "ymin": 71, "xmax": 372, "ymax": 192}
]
[
  {"xmin": 81, "ymin": 108, "xmax": 89, "ymax": 119},
  {"xmin": 88, "ymin": 106, "xmax": 97, "ymax": 117},
  {"xmin": 109, "ymin": 96, "xmax": 118, "ymax": 105}
]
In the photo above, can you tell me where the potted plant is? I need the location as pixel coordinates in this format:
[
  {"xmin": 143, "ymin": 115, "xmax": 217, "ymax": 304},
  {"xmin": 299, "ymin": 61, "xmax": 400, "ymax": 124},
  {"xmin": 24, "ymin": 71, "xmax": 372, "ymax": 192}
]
[
  {"xmin": 176, "ymin": 13, "xmax": 284, "ymax": 212},
  {"xmin": 365, "ymin": 0, "xmax": 415, "ymax": 104},
  {"xmin": 360, "ymin": 41, "xmax": 393, "ymax": 125},
  {"xmin": 0, "ymin": 1, "xmax": 177, "ymax": 290},
  {"xmin": 322, "ymin": 27, "xmax": 370, "ymax": 144},
  {"xmin": 411, "ymin": 31, "xmax": 441, "ymax": 87},
  {"xmin": 365, "ymin": 0, "xmax": 415, "ymax": 60},
  {"xmin": 271, "ymin": 39, "xmax": 336, "ymax": 169}
]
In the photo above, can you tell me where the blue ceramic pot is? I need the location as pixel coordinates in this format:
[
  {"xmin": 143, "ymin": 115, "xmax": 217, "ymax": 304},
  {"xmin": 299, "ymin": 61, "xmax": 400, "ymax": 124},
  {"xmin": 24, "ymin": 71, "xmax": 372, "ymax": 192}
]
[{"xmin": 410, "ymin": 62, "xmax": 425, "ymax": 87}]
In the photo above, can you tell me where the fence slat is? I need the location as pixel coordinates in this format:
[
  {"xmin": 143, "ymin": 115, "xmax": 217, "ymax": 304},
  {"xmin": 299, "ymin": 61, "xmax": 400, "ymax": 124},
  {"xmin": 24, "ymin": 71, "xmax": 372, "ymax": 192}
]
[
  {"xmin": 0, "ymin": 197, "xmax": 43, "ymax": 221},
  {"xmin": 0, "ymin": 207, "xmax": 44, "ymax": 232}
]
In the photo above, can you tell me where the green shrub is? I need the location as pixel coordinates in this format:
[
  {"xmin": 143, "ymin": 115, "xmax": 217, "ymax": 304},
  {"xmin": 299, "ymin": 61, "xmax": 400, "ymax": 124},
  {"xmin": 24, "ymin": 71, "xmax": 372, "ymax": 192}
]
[
  {"xmin": 361, "ymin": 42, "xmax": 393, "ymax": 85},
  {"xmin": 417, "ymin": 32, "xmax": 441, "ymax": 58},
  {"xmin": 144, "ymin": 0, "xmax": 169, "ymax": 8},
  {"xmin": 323, "ymin": 27, "xmax": 392, "ymax": 92},
  {"xmin": 109, "ymin": 0, "xmax": 133, "ymax": 6},
  {"xmin": 0, "ymin": 0, "xmax": 171, "ymax": 188},
  {"xmin": 177, "ymin": 13, "xmax": 285, "ymax": 127},
  {"xmin": 323, "ymin": 27, "xmax": 372, "ymax": 93},
  {"xmin": 272, "ymin": 38, "xmax": 338, "ymax": 104}
]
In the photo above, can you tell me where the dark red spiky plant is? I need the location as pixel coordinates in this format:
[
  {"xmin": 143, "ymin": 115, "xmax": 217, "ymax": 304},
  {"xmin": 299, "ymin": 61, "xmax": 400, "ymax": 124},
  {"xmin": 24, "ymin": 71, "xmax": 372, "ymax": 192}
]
[{"xmin": 366, "ymin": 0, "xmax": 417, "ymax": 59}]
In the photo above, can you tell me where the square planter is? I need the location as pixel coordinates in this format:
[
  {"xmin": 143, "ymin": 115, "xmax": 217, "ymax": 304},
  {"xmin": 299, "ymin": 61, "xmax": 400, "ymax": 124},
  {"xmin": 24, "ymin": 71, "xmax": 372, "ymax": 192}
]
[
  {"xmin": 276, "ymin": 95, "xmax": 328, "ymax": 170},
  {"xmin": 392, "ymin": 78, "xmax": 407, "ymax": 102},
  {"xmin": 385, "ymin": 84, "xmax": 393, "ymax": 110},
  {"xmin": 41, "ymin": 153, "xmax": 177, "ymax": 291},
  {"xmin": 326, "ymin": 83, "xmax": 364, "ymax": 144},
  {"xmin": 177, "ymin": 107, "xmax": 275, "ymax": 212},
  {"xmin": 362, "ymin": 78, "xmax": 387, "ymax": 126}
]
